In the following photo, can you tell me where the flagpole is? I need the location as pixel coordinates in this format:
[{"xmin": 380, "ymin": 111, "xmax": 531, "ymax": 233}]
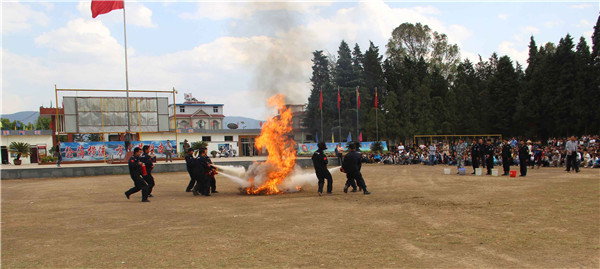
[
  {"xmin": 375, "ymin": 87, "xmax": 379, "ymax": 141},
  {"xmin": 123, "ymin": 2, "xmax": 131, "ymax": 132},
  {"xmin": 338, "ymin": 86, "xmax": 341, "ymax": 143},
  {"xmin": 320, "ymin": 87, "xmax": 323, "ymax": 143},
  {"xmin": 356, "ymin": 86, "xmax": 359, "ymax": 141}
]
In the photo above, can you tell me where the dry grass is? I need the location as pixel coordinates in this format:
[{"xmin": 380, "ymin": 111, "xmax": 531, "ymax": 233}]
[{"xmin": 2, "ymin": 165, "xmax": 599, "ymax": 268}]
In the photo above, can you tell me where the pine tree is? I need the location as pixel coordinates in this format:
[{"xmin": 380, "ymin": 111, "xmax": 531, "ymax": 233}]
[{"xmin": 304, "ymin": 50, "xmax": 331, "ymax": 138}]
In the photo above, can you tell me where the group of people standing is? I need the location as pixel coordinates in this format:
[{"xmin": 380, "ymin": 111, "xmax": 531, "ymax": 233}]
[
  {"xmin": 312, "ymin": 142, "xmax": 370, "ymax": 196},
  {"xmin": 185, "ymin": 147, "xmax": 218, "ymax": 196},
  {"xmin": 466, "ymin": 138, "xmax": 530, "ymax": 177}
]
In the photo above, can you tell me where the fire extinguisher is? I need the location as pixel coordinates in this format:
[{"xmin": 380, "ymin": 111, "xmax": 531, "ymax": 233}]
[{"xmin": 141, "ymin": 163, "xmax": 148, "ymax": 176}]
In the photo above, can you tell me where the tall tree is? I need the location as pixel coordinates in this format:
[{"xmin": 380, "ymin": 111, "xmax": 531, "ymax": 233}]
[
  {"xmin": 304, "ymin": 50, "xmax": 331, "ymax": 138},
  {"xmin": 387, "ymin": 22, "xmax": 460, "ymax": 80}
]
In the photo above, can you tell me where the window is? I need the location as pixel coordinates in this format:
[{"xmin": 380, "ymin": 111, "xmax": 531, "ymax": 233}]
[
  {"xmin": 213, "ymin": 106, "xmax": 219, "ymax": 113},
  {"xmin": 225, "ymin": 136, "xmax": 233, "ymax": 141},
  {"xmin": 179, "ymin": 106, "xmax": 185, "ymax": 113},
  {"xmin": 202, "ymin": 136, "xmax": 211, "ymax": 142}
]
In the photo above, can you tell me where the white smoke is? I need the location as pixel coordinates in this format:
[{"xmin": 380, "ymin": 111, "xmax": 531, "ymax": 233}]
[{"xmin": 215, "ymin": 164, "xmax": 341, "ymax": 193}]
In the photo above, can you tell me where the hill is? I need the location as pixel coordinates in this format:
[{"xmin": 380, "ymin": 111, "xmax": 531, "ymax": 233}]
[{"xmin": 1, "ymin": 111, "xmax": 39, "ymax": 125}]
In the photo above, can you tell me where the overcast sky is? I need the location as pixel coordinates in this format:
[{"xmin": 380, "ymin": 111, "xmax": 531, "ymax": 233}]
[{"xmin": 2, "ymin": 1, "xmax": 598, "ymax": 120}]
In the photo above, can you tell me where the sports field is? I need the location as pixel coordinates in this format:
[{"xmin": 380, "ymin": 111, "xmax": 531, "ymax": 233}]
[{"xmin": 2, "ymin": 165, "xmax": 599, "ymax": 268}]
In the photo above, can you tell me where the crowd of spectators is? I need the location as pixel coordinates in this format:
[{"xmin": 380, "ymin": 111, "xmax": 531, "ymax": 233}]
[{"xmin": 359, "ymin": 135, "xmax": 600, "ymax": 169}]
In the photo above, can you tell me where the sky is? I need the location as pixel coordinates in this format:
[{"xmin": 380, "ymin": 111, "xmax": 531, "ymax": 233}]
[{"xmin": 2, "ymin": 1, "xmax": 599, "ymax": 120}]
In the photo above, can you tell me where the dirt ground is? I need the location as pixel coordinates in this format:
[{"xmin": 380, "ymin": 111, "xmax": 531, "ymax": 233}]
[{"xmin": 2, "ymin": 164, "xmax": 599, "ymax": 268}]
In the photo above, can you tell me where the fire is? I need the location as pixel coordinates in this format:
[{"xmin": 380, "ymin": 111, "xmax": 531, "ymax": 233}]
[{"xmin": 245, "ymin": 94, "xmax": 297, "ymax": 195}]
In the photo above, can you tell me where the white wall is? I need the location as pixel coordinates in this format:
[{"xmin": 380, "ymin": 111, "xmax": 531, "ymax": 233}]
[
  {"xmin": 141, "ymin": 132, "xmax": 241, "ymax": 156},
  {"xmin": 1, "ymin": 135, "xmax": 53, "ymax": 165}
]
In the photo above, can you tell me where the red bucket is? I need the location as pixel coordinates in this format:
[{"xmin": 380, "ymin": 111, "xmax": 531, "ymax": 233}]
[{"xmin": 509, "ymin": 170, "xmax": 517, "ymax": 177}]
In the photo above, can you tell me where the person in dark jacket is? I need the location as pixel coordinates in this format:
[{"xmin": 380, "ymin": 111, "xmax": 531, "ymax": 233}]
[
  {"xmin": 206, "ymin": 155, "xmax": 218, "ymax": 193},
  {"xmin": 141, "ymin": 145, "xmax": 156, "ymax": 197},
  {"xmin": 185, "ymin": 148, "xmax": 196, "ymax": 192},
  {"xmin": 483, "ymin": 139, "xmax": 495, "ymax": 175},
  {"xmin": 311, "ymin": 142, "xmax": 333, "ymax": 195},
  {"xmin": 501, "ymin": 139, "xmax": 512, "ymax": 176},
  {"xmin": 342, "ymin": 143, "xmax": 370, "ymax": 195},
  {"xmin": 124, "ymin": 147, "xmax": 150, "ymax": 202},
  {"xmin": 518, "ymin": 140, "xmax": 529, "ymax": 176},
  {"xmin": 193, "ymin": 147, "xmax": 211, "ymax": 196}
]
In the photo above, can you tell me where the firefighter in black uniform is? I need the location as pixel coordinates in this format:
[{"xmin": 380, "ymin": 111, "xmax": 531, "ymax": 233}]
[
  {"xmin": 518, "ymin": 140, "xmax": 529, "ymax": 176},
  {"xmin": 342, "ymin": 143, "xmax": 370, "ymax": 195},
  {"xmin": 185, "ymin": 148, "xmax": 196, "ymax": 192},
  {"xmin": 206, "ymin": 154, "xmax": 218, "ymax": 193},
  {"xmin": 484, "ymin": 139, "xmax": 495, "ymax": 175},
  {"xmin": 501, "ymin": 139, "xmax": 512, "ymax": 176},
  {"xmin": 311, "ymin": 142, "xmax": 333, "ymax": 196},
  {"xmin": 124, "ymin": 147, "xmax": 150, "ymax": 202},
  {"xmin": 193, "ymin": 147, "xmax": 212, "ymax": 196},
  {"xmin": 478, "ymin": 139, "xmax": 486, "ymax": 168},
  {"xmin": 470, "ymin": 139, "xmax": 480, "ymax": 174},
  {"xmin": 141, "ymin": 145, "xmax": 156, "ymax": 197}
]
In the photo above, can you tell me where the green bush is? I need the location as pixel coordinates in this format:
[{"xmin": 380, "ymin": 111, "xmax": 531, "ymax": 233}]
[
  {"xmin": 191, "ymin": 141, "xmax": 208, "ymax": 150},
  {"xmin": 370, "ymin": 141, "xmax": 384, "ymax": 153},
  {"xmin": 40, "ymin": 156, "xmax": 58, "ymax": 163}
]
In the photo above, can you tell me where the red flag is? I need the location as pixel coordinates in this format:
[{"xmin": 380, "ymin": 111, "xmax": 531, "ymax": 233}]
[
  {"xmin": 356, "ymin": 88, "xmax": 361, "ymax": 109},
  {"xmin": 359, "ymin": 132, "xmax": 363, "ymax": 142},
  {"xmin": 374, "ymin": 88, "xmax": 378, "ymax": 108},
  {"xmin": 91, "ymin": 0, "xmax": 123, "ymax": 18},
  {"xmin": 319, "ymin": 89, "xmax": 323, "ymax": 110},
  {"xmin": 337, "ymin": 88, "xmax": 341, "ymax": 110}
]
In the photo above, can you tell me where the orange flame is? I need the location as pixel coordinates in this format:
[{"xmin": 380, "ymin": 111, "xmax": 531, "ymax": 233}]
[{"xmin": 245, "ymin": 94, "xmax": 297, "ymax": 195}]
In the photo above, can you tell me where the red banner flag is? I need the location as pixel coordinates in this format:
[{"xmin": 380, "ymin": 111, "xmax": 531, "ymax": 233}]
[
  {"xmin": 337, "ymin": 88, "xmax": 341, "ymax": 110},
  {"xmin": 374, "ymin": 88, "xmax": 378, "ymax": 108},
  {"xmin": 91, "ymin": 0, "xmax": 124, "ymax": 18},
  {"xmin": 356, "ymin": 88, "xmax": 361, "ymax": 109},
  {"xmin": 319, "ymin": 89, "xmax": 323, "ymax": 110},
  {"xmin": 359, "ymin": 132, "xmax": 363, "ymax": 142}
]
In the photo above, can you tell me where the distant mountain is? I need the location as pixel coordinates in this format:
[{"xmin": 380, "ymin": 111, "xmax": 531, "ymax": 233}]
[
  {"xmin": 223, "ymin": 116, "xmax": 263, "ymax": 129},
  {"xmin": 1, "ymin": 111, "xmax": 261, "ymax": 130},
  {"xmin": 1, "ymin": 111, "xmax": 39, "ymax": 125}
]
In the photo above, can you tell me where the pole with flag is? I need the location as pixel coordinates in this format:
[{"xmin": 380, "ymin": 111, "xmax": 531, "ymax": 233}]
[
  {"xmin": 356, "ymin": 86, "xmax": 360, "ymax": 141},
  {"xmin": 319, "ymin": 87, "xmax": 323, "ymax": 142},
  {"xmin": 375, "ymin": 87, "xmax": 379, "ymax": 141},
  {"xmin": 337, "ymin": 86, "xmax": 341, "ymax": 143},
  {"xmin": 91, "ymin": 0, "xmax": 130, "ymax": 132}
]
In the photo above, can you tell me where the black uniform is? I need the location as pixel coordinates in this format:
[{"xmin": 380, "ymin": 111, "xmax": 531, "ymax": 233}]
[
  {"xmin": 501, "ymin": 144, "xmax": 512, "ymax": 175},
  {"xmin": 206, "ymin": 156, "xmax": 217, "ymax": 193},
  {"xmin": 311, "ymin": 150, "xmax": 333, "ymax": 194},
  {"xmin": 140, "ymin": 152, "xmax": 156, "ymax": 195},
  {"xmin": 193, "ymin": 155, "xmax": 211, "ymax": 196},
  {"xmin": 518, "ymin": 145, "xmax": 529, "ymax": 176},
  {"xmin": 483, "ymin": 144, "xmax": 495, "ymax": 175},
  {"xmin": 185, "ymin": 153, "xmax": 195, "ymax": 192},
  {"xmin": 471, "ymin": 143, "xmax": 480, "ymax": 173},
  {"xmin": 125, "ymin": 155, "xmax": 149, "ymax": 201},
  {"xmin": 342, "ymin": 151, "xmax": 368, "ymax": 193}
]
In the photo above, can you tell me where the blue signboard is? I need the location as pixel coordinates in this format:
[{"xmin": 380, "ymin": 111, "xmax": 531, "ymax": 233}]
[{"xmin": 60, "ymin": 140, "xmax": 176, "ymax": 162}]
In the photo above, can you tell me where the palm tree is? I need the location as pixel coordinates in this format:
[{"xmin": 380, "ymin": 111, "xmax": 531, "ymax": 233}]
[{"xmin": 9, "ymin": 142, "xmax": 30, "ymax": 165}]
